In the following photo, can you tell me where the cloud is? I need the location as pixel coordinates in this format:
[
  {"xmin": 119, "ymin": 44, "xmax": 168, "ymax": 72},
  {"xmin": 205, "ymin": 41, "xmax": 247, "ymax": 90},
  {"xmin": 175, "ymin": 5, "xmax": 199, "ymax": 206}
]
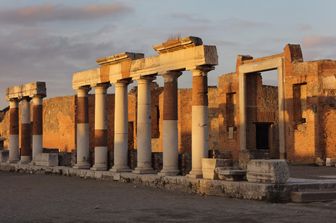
[
  {"xmin": 0, "ymin": 3, "xmax": 133, "ymax": 25},
  {"xmin": 170, "ymin": 12, "xmax": 210, "ymax": 24},
  {"xmin": 303, "ymin": 36, "xmax": 336, "ymax": 48}
]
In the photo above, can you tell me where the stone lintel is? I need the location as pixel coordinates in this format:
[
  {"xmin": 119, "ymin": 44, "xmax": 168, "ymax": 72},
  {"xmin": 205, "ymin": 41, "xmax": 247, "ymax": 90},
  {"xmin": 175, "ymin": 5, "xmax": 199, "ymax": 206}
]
[
  {"xmin": 96, "ymin": 52, "xmax": 144, "ymax": 65},
  {"xmin": 153, "ymin": 36, "xmax": 203, "ymax": 54},
  {"xmin": 6, "ymin": 82, "xmax": 46, "ymax": 100},
  {"xmin": 72, "ymin": 68, "xmax": 104, "ymax": 89},
  {"xmin": 131, "ymin": 45, "xmax": 218, "ymax": 78}
]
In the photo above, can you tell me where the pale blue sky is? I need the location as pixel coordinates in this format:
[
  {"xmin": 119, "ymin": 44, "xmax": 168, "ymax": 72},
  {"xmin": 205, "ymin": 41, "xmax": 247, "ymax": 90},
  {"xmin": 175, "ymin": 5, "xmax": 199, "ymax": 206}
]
[{"xmin": 0, "ymin": 0, "xmax": 335, "ymax": 108}]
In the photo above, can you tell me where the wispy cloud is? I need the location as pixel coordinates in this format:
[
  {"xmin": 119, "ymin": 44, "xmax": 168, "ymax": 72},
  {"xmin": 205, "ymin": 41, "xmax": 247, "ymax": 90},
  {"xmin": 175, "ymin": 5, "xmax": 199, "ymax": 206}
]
[
  {"xmin": 0, "ymin": 3, "xmax": 133, "ymax": 25},
  {"xmin": 303, "ymin": 35, "xmax": 336, "ymax": 48}
]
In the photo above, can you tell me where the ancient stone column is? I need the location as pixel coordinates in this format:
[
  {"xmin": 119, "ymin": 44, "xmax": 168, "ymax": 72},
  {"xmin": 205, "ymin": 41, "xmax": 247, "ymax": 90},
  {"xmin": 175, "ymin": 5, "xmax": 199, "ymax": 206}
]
[
  {"xmin": 8, "ymin": 99, "xmax": 20, "ymax": 163},
  {"xmin": 91, "ymin": 83, "xmax": 109, "ymax": 171},
  {"xmin": 111, "ymin": 80, "xmax": 131, "ymax": 172},
  {"xmin": 74, "ymin": 86, "xmax": 91, "ymax": 169},
  {"xmin": 159, "ymin": 71, "xmax": 181, "ymax": 176},
  {"xmin": 20, "ymin": 97, "xmax": 32, "ymax": 164},
  {"xmin": 32, "ymin": 95, "xmax": 43, "ymax": 162},
  {"xmin": 188, "ymin": 68, "xmax": 211, "ymax": 178},
  {"xmin": 133, "ymin": 76, "xmax": 155, "ymax": 174}
]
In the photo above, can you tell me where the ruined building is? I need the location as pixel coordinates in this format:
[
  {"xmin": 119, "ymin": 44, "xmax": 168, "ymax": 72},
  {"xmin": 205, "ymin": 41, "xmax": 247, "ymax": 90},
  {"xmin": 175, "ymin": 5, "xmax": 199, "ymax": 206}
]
[{"xmin": 0, "ymin": 37, "xmax": 335, "ymax": 174}]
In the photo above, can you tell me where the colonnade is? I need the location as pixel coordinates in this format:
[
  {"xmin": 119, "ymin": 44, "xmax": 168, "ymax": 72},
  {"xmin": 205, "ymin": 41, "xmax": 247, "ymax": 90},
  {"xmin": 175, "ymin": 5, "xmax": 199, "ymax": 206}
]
[
  {"xmin": 6, "ymin": 82, "xmax": 46, "ymax": 164},
  {"xmin": 74, "ymin": 67, "xmax": 211, "ymax": 178}
]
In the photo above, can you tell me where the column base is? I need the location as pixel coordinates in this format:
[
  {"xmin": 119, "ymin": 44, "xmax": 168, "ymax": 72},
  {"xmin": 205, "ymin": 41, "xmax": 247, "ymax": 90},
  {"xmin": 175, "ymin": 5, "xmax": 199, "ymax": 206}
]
[
  {"xmin": 90, "ymin": 164, "xmax": 107, "ymax": 171},
  {"xmin": 110, "ymin": 166, "xmax": 132, "ymax": 173},
  {"xmin": 73, "ymin": 162, "xmax": 91, "ymax": 169},
  {"xmin": 186, "ymin": 170, "xmax": 203, "ymax": 179},
  {"xmin": 19, "ymin": 156, "xmax": 31, "ymax": 164},
  {"xmin": 158, "ymin": 168, "xmax": 179, "ymax": 176},
  {"xmin": 132, "ymin": 166, "xmax": 156, "ymax": 174}
]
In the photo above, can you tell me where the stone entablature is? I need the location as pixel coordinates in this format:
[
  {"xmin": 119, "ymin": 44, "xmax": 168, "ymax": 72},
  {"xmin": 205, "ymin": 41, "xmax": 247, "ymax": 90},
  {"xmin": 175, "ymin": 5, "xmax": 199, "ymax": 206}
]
[
  {"xmin": 72, "ymin": 36, "xmax": 218, "ymax": 89},
  {"xmin": 6, "ymin": 82, "xmax": 46, "ymax": 100}
]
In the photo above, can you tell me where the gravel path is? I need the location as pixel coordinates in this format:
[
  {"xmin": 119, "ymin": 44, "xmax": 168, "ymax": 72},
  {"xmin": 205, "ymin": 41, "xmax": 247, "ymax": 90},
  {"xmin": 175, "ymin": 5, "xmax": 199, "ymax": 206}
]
[{"xmin": 0, "ymin": 171, "xmax": 335, "ymax": 223}]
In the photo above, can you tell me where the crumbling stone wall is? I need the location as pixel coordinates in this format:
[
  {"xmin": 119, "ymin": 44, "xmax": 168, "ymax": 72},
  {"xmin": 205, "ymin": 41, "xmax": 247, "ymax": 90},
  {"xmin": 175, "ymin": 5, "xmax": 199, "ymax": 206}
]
[
  {"xmin": 217, "ymin": 72, "xmax": 279, "ymax": 159},
  {"xmin": 284, "ymin": 60, "xmax": 336, "ymax": 163}
]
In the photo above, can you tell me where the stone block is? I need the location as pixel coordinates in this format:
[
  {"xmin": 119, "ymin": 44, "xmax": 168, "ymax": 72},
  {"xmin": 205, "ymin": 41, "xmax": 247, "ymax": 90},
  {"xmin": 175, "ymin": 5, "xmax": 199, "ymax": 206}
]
[
  {"xmin": 247, "ymin": 159, "xmax": 289, "ymax": 184},
  {"xmin": 326, "ymin": 158, "xmax": 336, "ymax": 167},
  {"xmin": 58, "ymin": 152, "xmax": 72, "ymax": 166},
  {"xmin": 35, "ymin": 153, "xmax": 59, "ymax": 167},
  {"xmin": 216, "ymin": 168, "xmax": 246, "ymax": 181},
  {"xmin": 0, "ymin": 150, "xmax": 9, "ymax": 162},
  {"xmin": 202, "ymin": 158, "xmax": 233, "ymax": 180}
]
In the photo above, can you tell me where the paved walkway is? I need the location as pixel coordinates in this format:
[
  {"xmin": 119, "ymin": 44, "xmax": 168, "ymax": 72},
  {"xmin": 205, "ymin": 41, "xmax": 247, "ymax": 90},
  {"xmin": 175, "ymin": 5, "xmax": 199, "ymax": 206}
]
[
  {"xmin": 289, "ymin": 165, "xmax": 336, "ymax": 179},
  {"xmin": 0, "ymin": 171, "xmax": 336, "ymax": 223}
]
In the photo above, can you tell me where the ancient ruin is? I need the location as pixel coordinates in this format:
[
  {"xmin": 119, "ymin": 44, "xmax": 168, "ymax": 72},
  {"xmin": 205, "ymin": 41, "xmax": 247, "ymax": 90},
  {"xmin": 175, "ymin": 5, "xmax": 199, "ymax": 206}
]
[{"xmin": 0, "ymin": 36, "xmax": 335, "ymax": 202}]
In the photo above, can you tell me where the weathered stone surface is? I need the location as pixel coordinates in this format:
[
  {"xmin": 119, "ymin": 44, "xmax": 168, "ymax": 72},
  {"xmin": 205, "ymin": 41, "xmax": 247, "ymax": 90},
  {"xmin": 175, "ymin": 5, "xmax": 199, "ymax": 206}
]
[
  {"xmin": 247, "ymin": 160, "xmax": 289, "ymax": 184},
  {"xmin": 202, "ymin": 158, "xmax": 233, "ymax": 180},
  {"xmin": 35, "ymin": 153, "xmax": 59, "ymax": 167},
  {"xmin": 0, "ymin": 150, "xmax": 9, "ymax": 162},
  {"xmin": 325, "ymin": 158, "xmax": 336, "ymax": 167},
  {"xmin": 216, "ymin": 168, "xmax": 246, "ymax": 181},
  {"xmin": 6, "ymin": 82, "xmax": 46, "ymax": 100}
]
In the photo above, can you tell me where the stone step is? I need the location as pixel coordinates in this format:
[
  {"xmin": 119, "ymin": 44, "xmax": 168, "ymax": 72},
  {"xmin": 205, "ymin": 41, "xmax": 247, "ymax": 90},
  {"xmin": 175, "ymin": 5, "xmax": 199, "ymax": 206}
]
[{"xmin": 291, "ymin": 191, "xmax": 336, "ymax": 203}]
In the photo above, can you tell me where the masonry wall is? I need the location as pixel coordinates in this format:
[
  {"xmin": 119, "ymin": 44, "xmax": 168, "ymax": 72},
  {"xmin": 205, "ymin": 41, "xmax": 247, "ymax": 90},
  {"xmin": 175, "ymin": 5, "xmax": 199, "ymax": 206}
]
[
  {"xmin": 217, "ymin": 72, "xmax": 279, "ymax": 160},
  {"xmin": 284, "ymin": 60, "xmax": 336, "ymax": 163}
]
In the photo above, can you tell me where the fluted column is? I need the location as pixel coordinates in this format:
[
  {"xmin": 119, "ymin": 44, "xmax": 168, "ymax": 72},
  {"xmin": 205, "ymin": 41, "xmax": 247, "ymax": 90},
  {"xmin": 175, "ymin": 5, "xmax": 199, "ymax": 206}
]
[
  {"xmin": 133, "ymin": 76, "xmax": 155, "ymax": 174},
  {"xmin": 111, "ymin": 80, "xmax": 131, "ymax": 172},
  {"xmin": 91, "ymin": 83, "xmax": 109, "ymax": 171},
  {"xmin": 159, "ymin": 71, "xmax": 181, "ymax": 176},
  {"xmin": 32, "ymin": 95, "xmax": 43, "ymax": 162},
  {"xmin": 188, "ymin": 67, "xmax": 211, "ymax": 178},
  {"xmin": 20, "ymin": 97, "xmax": 32, "ymax": 164},
  {"xmin": 8, "ymin": 99, "xmax": 20, "ymax": 163},
  {"xmin": 74, "ymin": 86, "xmax": 91, "ymax": 169}
]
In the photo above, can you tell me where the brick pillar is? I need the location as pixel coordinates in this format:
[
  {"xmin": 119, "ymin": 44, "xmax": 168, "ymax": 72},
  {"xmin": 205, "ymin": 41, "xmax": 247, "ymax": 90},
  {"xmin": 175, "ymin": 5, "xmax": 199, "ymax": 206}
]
[
  {"xmin": 133, "ymin": 76, "xmax": 156, "ymax": 174},
  {"xmin": 8, "ymin": 98, "xmax": 20, "ymax": 163},
  {"xmin": 32, "ymin": 95, "xmax": 43, "ymax": 162},
  {"xmin": 91, "ymin": 83, "xmax": 109, "ymax": 171},
  {"xmin": 111, "ymin": 79, "xmax": 132, "ymax": 172},
  {"xmin": 159, "ymin": 71, "xmax": 181, "ymax": 176},
  {"xmin": 74, "ymin": 86, "xmax": 91, "ymax": 169},
  {"xmin": 20, "ymin": 97, "xmax": 32, "ymax": 164},
  {"xmin": 188, "ymin": 67, "xmax": 211, "ymax": 178}
]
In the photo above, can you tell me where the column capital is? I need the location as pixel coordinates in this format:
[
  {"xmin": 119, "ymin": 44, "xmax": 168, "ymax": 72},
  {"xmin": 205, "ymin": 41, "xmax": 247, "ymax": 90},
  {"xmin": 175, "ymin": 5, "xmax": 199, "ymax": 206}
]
[
  {"xmin": 133, "ymin": 75, "xmax": 156, "ymax": 83},
  {"xmin": 161, "ymin": 71, "xmax": 182, "ymax": 82},
  {"xmin": 114, "ymin": 78, "xmax": 132, "ymax": 86},
  {"xmin": 94, "ymin": 83, "xmax": 110, "ymax": 94},
  {"xmin": 191, "ymin": 66, "xmax": 215, "ymax": 77},
  {"xmin": 9, "ymin": 99, "xmax": 19, "ymax": 108},
  {"xmin": 77, "ymin": 86, "xmax": 91, "ymax": 97},
  {"xmin": 20, "ymin": 96, "xmax": 32, "ymax": 102}
]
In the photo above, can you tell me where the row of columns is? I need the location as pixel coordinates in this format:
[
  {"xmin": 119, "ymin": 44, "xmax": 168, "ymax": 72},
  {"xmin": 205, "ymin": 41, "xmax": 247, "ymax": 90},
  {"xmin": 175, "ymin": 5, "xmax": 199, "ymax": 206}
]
[
  {"xmin": 8, "ymin": 95, "xmax": 44, "ymax": 164},
  {"xmin": 75, "ymin": 67, "xmax": 210, "ymax": 178}
]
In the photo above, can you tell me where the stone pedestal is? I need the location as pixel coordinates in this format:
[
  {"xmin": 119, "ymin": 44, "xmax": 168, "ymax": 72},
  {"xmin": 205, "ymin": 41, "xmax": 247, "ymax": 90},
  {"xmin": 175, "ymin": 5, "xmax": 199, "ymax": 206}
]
[
  {"xmin": 74, "ymin": 86, "xmax": 91, "ymax": 169},
  {"xmin": 202, "ymin": 158, "xmax": 233, "ymax": 180},
  {"xmin": 246, "ymin": 159, "xmax": 289, "ymax": 184},
  {"xmin": 35, "ymin": 153, "xmax": 59, "ymax": 167},
  {"xmin": 111, "ymin": 80, "xmax": 131, "ymax": 173},
  {"xmin": 133, "ymin": 77, "xmax": 155, "ymax": 174}
]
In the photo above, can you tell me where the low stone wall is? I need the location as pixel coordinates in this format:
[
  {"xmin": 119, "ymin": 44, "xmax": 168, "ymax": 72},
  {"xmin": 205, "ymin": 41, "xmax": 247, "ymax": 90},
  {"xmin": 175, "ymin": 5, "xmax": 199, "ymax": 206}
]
[{"xmin": 0, "ymin": 163, "xmax": 303, "ymax": 202}]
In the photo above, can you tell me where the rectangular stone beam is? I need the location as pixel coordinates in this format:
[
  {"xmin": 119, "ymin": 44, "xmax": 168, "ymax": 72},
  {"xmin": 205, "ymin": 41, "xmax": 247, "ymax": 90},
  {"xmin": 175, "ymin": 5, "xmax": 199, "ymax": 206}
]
[{"xmin": 6, "ymin": 82, "xmax": 46, "ymax": 100}]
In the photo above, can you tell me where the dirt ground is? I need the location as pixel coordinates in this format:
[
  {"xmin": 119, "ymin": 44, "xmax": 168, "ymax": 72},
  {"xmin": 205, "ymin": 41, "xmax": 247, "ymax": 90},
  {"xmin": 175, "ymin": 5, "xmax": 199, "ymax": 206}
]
[{"xmin": 0, "ymin": 171, "xmax": 336, "ymax": 223}]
